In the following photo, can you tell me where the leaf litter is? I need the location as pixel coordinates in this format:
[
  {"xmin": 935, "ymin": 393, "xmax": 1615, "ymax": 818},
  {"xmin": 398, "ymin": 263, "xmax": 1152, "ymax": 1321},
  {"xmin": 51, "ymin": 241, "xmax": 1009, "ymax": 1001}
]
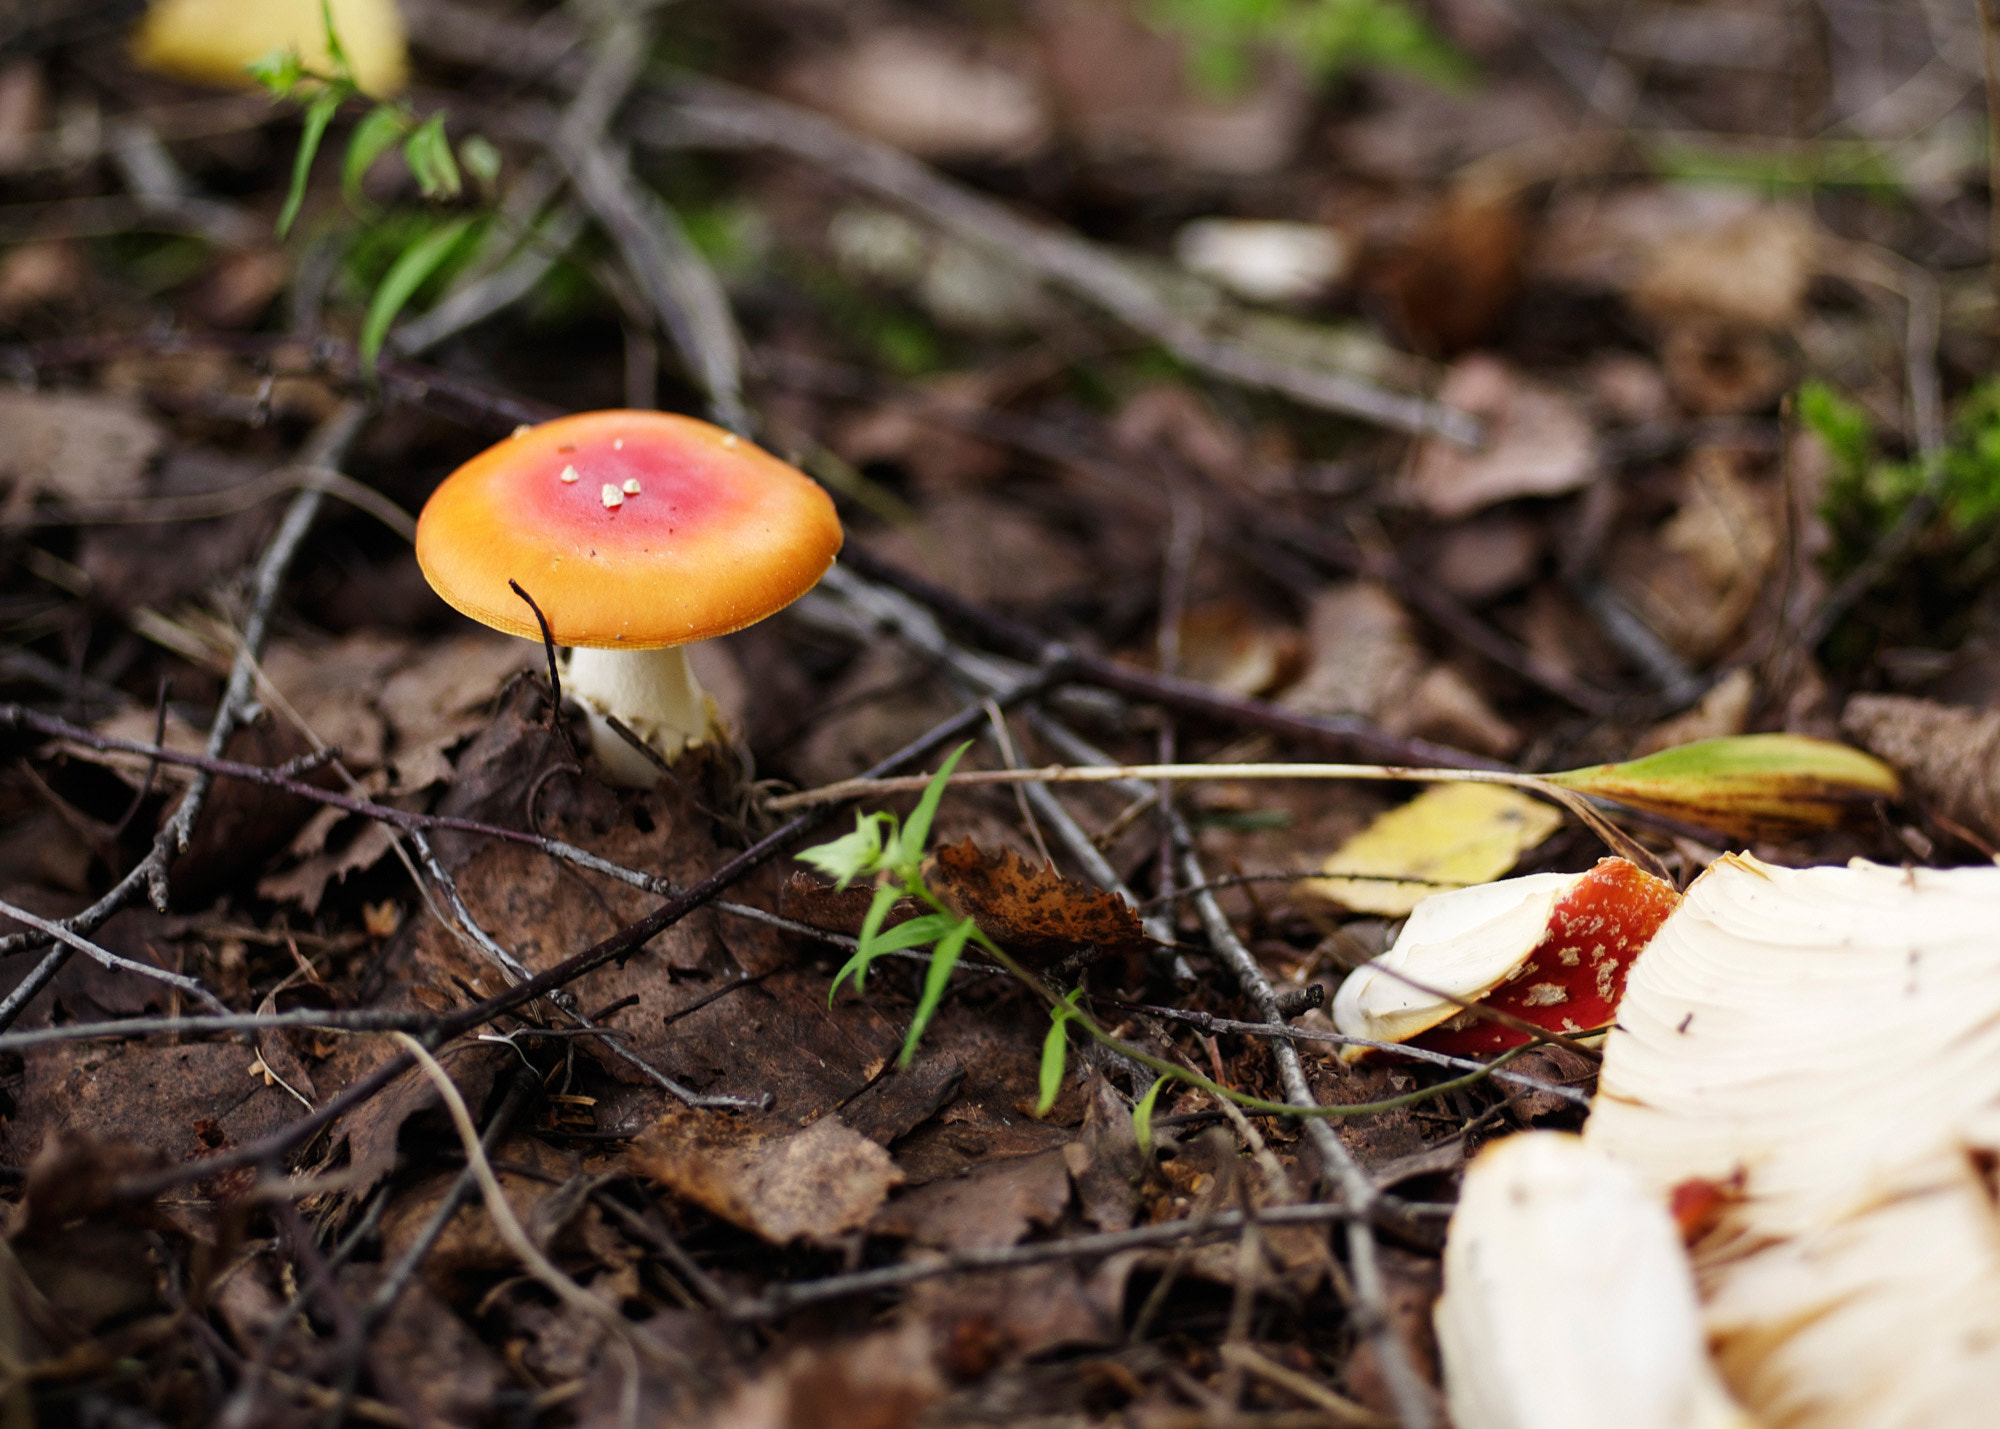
[{"xmin": 0, "ymin": 0, "xmax": 1983, "ymax": 1423}]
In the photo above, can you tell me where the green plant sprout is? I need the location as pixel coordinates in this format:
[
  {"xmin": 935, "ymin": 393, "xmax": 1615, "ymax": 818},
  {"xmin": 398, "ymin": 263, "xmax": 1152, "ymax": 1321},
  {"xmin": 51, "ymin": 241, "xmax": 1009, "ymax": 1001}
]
[
  {"xmin": 249, "ymin": 0, "xmax": 499, "ymax": 374},
  {"xmin": 1143, "ymin": 0, "xmax": 1468, "ymax": 96},
  {"xmin": 798, "ymin": 744, "xmax": 1521, "ymax": 1150},
  {"xmin": 1802, "ymin": 378, "xmax": 2000, "ymax": 564}
]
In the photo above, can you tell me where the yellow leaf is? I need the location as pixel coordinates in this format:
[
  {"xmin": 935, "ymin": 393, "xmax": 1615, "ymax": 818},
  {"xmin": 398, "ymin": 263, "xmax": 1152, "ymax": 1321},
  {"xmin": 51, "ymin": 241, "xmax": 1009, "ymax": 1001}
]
[
  {"xmin": 1307, "ymin": 782, "xmax": 1565, "ymax": 917},
  {"xmin": 1544, "ymin": 733, "xmax": 1899, "ymax": 841},
  {"xmin": 134, "ymin": 0, "xmax": 409, "ymax": 97}
]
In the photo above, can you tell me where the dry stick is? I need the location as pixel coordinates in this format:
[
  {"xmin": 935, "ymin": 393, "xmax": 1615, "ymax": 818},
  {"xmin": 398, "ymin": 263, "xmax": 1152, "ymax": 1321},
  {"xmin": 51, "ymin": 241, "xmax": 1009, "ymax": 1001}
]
[
  {"xmin": 550, "ymin": 15, "xmax": 747, "ymax": 434},
  {"xmin": 109, "ymin": 664, "xmax": 1069, "ymax": 1202},
  {"xmin": 739, "ymin": 1199, "xmax": 1447, "ymax": 1320},
  {"xmin": 638, "ymin": 79, "xmax": 1480, "ymax": 446},
  {"xmin": 1113, "ymin": 1003, "xmax": 1590, "ymax": 1107},
  {"xmin": 761, "ymin": 759, "xmax": 1666, "ymax": 883},
  {"xmin": 1175, "ymin": 818, "xmax": 1437, "ymax": 1429},
  {"xmin": 763, "ymin": 354, "xmax": 1613, "ymax": 717},
  {"xmin": 0, "ymin": 895, "xmax": 227, "ymax": 1014},
  {"xmin": 836, "ymin": 547, "xmax": 1508, "ymax": 771},
  {"xmin": 0, "ymin": 401, "xmax": 369, "ymax": 1031},
  {"xmin": 5, "ymin": 329, "xmax": 560, "ymax": 434},
  {"xmin": 393, "ymin": 1035, "xmax": 651, "ymax": 1428}
]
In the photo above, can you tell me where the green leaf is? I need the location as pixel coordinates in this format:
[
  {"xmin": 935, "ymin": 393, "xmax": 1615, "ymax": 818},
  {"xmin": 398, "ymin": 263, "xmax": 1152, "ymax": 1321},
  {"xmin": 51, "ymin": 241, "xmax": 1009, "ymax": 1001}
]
[
  {"xmin": 1036, "ymin": 1011, "xmax": 1072, "ymax": 1117},
  {"xmin": 829, "ymin": 883, "xmax": 904, "ymax": 1002},
  {"xmin": 358, "ymin": 216, "xmax": 472, "ymax": 376},
  {"xmin": 892, "ymin": 741, "xmax": 972, "ymax": 874},
  {"xmin": 319, "ymin": 0, "xmax": 355, "ymax": 82},
  {"xmin": 342, "ymin": 104, "xmax": 408, "ymax": 208},
  {"xmin": 276, "ymin": 90, "xmax": 341, "ymax": 239},
  {"xmin": 402, "ymin": 114, "xmax": 462, "ymax": 200},
  {"xmin": 1131, "ymin": 1074, "xmax": 1169, "ymax": 1156},
  {"xmin": 900, "ymin": 917, "xmax": 975, "ymax": 1065},
  {"xmin": 1545, "ymin": 734, "xmax": 1901, "ymax": 841},
  {"xmin": 797, "ymin": 811, "xmax": 891, "ymax": 889},
  {"xmin": 246, "ymin": 46, "xmax": 306, "ymax": 97},
  {"xmin": 459, "ymin": 134, "xmax": 503, "ymax": 193}
]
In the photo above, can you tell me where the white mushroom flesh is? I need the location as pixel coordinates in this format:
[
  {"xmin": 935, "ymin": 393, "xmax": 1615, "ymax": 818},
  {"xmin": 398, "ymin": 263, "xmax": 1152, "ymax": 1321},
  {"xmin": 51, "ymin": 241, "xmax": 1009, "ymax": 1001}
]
[
  {"xmin": 564, "ymin": 644, "xmax": 716, "ymax": 788},
  {"xmin": 1438, "ymin": 1131, "xmax": 1756, "ymax": 1429},
  {"xmin": 1330, "ymin": 871, "xmax": 1575, "ymax": 1048},
  {"xmin": 1586, "ymin": 853, "xmax": 2000, "ymax": 1429}
]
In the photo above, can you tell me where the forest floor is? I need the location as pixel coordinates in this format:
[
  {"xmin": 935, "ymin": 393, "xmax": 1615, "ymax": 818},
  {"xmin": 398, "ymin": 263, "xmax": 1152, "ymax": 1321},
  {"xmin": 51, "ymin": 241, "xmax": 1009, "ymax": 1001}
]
[{"xmin": 0, "ymin": 0, "xmax": 1992, "ymax": 1425}]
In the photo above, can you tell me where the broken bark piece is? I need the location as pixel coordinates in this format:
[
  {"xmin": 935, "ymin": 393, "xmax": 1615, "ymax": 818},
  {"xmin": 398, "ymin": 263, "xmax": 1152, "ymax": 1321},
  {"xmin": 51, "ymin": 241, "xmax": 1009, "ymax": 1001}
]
[{"xmin": 1331, "ymin": 858, "xmax": 1680, "ymax": 1059}]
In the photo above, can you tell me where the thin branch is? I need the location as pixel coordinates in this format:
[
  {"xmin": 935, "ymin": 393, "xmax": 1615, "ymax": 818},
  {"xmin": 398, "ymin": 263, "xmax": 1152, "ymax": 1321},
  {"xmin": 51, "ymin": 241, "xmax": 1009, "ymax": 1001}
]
[
  {"xmin": 0, "ymin": 401, "xmax": 370, "ymax": 1031},
  {"xmin": 1113, "ymin": 1001, "xmax": 1591, "ymax": 1106},
  {"xmin": 738, "ymin": 1198, "xmax": 1450, "ymax": 1320}
]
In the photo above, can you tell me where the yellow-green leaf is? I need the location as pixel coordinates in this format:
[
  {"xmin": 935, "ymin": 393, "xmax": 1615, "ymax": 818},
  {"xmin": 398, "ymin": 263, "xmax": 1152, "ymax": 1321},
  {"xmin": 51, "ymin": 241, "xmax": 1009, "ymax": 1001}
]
[
  {"xmin": 1544, "ymin": 734, "xmax": 1899, "ymax": 841},
  {"xmin": 1307, "ymin": 782, "xmax": 1565, "ymax": 917}
]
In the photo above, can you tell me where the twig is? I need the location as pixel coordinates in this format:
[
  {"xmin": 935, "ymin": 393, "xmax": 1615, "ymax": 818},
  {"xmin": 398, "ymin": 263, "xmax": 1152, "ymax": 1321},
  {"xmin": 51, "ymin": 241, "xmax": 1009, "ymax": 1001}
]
[
  {"xmin": 0, "ymin": 402, "xmax": 370, "ymax": 1031},
  {"xmin": 0, "ymin": 896, "xmax": 227, "ymax": 1014},
  {"xmin": 549, "ymin": 15, "xmax": 747, "ymax": 433},
  {"xmin": 831, "ymin": 553, "xmax": 1507, "ymax": 770},
  {"xmin": 1176, "ymin": 819, "xmax": 1437, "ymax": 1429},
  {"xmin": 110, "ymin": 663, "xmax": 1071, "ymax": 1201},
  {"xmin": 638, "ymin": 79, "xmax": 1479, "ymax": 445},
  {"xmin": 738, "ymin": 1198, "xmax": 1449, "ymax": 1320},
  {"xmin": 1112, "ymin": 1001, "xmax": 1590, "ymax": 1106},
  {"xmin": 394, "ymin": 1035, "xmax": 651, "ymax": 1425}
]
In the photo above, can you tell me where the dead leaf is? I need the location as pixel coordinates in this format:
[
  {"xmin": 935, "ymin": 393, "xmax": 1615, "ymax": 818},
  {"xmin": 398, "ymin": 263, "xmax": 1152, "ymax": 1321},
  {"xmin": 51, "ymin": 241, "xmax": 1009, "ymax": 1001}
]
[
  {"xmin": 1370, "ymin": 183, "xmax": 1525, "ymax": 356},
  {"xmin": 694, "ymin": 1320, "xmax": 942, "ymax": 1429},
  {"xmin": 1280, "ymin": 582, "xmax": 1516, "ymax": 754},
  {"xmin": 872, "ymin": 1146, "xmax": 1071, "ymax": 1250},
  {"xmin": 0, "ymin": 390, "xmax": 161, "ymax": 513},
  {"xmin": 632, "ymin": 1109, "xmax": 902, "ymax": 1244},
  {"xmin": 1637, "ymin": 668, "xmax": 1756, "ymax": 757},
  {"xmin": 1658, "ymin": 318, "xmax": 1792, "ymax": 416},
  {"xmin": 1173, "ymin": 218, "xmax": 1352, "ymax": 306},
  {"xmin": 1308, "ymin": 783, "xmax": 1564, "ymax": 917},
  {"xmin": 784, "ymin": 26, "xmax": 1050, "ymax": 161},
  {"xmin": 1631, "ymin": 205, "xmax": 1815, "ymax": 330},
  {"xmin": 1606, "ymin": 447, "xmax": 1778, "ymax": 660},
  {"xmin": 1177, "ymin": 603, "xmax": 1304, "ymax": 698},
  {"xmin": 1406, "ymin": 356, "xmax": 1598, "ymax": 518},
  {"xmin": 1843, "ymin": 693, "xmax": 2000, "ymax": 845},
  {"xmin": 931, "ymin": 838, "xmax": 1149, "ymax": 958},
  {"xmin": 1031, "ymin": 0, "xmax": 1311, "ymax": 175}
]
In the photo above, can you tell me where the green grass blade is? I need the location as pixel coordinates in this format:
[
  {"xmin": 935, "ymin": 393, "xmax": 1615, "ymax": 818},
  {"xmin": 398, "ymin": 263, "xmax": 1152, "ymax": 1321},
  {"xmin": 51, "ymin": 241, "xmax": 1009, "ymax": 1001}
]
[
  {"xmin": 1131, "ymin": 1074, "xmax": 1168, "ymax": 1156},
  {"xmin": 899, "ymin": 916, "xmax": 974, "ymax": 1065},
  {"xmin": 341, "ymin": 104, "xmax": 406, "ymax": 207},
  {"xmin": 894, "ymin": 741, "xmax": 971, "ymax": 873},
  {"xmin": 358, "ymin": 216, "xmax": 471, "ymax": 376},
  {"xmin": 829, "ymin": 883, "xmax": 904, "ymax": 1002},
  {"xmin": 1036, "ymin": 1010, "xmax": 1071, "ymax": 1116},
  {"xmin": 277, "ymin": 90, "xmax": 340, "ymax": 238}
]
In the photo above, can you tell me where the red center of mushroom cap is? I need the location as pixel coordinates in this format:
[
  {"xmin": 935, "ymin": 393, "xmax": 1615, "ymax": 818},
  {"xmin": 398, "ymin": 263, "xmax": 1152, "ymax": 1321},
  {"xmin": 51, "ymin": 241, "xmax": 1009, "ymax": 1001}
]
[{"xmin": 415, "ymin": 410, "xmax": 844, "ymax": 648}]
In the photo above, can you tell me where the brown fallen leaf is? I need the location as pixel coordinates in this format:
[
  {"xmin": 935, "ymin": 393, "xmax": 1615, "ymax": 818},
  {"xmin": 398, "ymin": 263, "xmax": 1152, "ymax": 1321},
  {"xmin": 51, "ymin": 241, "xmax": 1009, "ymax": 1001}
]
[
  {"xmin": 0, "ymin": 389, "xmax": 161, "ymax": 515},
  {"xmin": 930, "ymin": 838, "xmax": 1149, "ymax": 957},
  {"xmin": 1405, "ymin": 355, "xmax": 1598, "ymax": 518},
  {"xmin": 871, "ymin": 1146, "xmax": 1072, "ymax": 1250},
  {"xmin": 631, "ymin": 1108, "xmax": 903, "ymax": 1244},
  {"xmin": 1843, "ymin": 693, "xmax": 2000, "ymax": 845}
]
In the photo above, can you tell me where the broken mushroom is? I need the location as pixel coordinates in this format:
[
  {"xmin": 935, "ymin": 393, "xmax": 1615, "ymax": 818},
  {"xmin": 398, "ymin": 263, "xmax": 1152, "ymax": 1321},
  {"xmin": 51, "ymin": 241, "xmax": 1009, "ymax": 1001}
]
[
  {"xmin": 1437, "ymin": 1131, "xmax": 1756, "ymax": 1429},
  {"xmin": 415, "ymin": 411, "xmax": 843, "ymax": 787},
  {"xmin": 1586, "ymin": 854, "xmax": 2000, "ymax": 1429},
  {"xmin": 1331, "ymin": 857, "xmax": 1679, "ymax": 1058}
]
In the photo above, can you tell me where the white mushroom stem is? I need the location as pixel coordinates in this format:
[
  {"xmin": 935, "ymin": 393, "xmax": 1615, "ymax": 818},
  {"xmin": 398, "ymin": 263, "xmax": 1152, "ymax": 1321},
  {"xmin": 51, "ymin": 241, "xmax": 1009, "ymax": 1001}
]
[{"xmin": 563, "ymin": 644, "xmax": 716, "ymax": 788}]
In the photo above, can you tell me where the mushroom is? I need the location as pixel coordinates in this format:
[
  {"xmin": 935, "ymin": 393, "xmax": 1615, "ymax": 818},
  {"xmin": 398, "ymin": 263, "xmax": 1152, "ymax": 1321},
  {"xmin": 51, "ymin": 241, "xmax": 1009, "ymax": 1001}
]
[
  {"xmin": 1436, "ymin": 1131, "xmax": 1756, "ymax": 1429},
  {"xmin": 415, "ymin": 410, "xmax": 843, "ymax": 787},
  {"xmin": 134, "ymin": 0, "xmax": 409, "ymax": 95},
  {"xmin": 1331, "ymin": 856, "xmax": 1679, "ymax": 1059},
  {"xmin": 1585, "ymin": 854, "xmax": 2000, "ymax": 1429}
]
